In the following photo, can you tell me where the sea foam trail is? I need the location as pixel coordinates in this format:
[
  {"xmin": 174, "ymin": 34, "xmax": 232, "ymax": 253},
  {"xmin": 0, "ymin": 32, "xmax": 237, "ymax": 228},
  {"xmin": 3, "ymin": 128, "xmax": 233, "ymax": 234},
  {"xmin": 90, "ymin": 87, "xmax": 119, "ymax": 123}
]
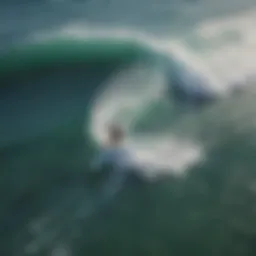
[
  {"xmin": 88, "ymin": 63, "xmax": 204, "ymax": 177},
  {"xmin": 16, "ymin": 173, "xmax": 127, "ymax": 255}
]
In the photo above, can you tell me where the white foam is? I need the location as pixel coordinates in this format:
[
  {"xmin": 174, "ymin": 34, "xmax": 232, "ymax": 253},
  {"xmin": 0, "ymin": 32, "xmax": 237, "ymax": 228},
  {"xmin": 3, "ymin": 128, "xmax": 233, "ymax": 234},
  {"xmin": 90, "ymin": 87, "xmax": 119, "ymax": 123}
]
[
  {"xmin": 89, "ymin": 63, "xmax": 204, "ymax": 177},
  {"xmin": 89, "ymin": 64, "xmax": 166, "ymax": 144},
  {"xmin": 193, "ymin": 8, "xmax": 256, "ymax": 90},
  {"xmin": 125, "ymin": 135, "xmax": 203, "ymax": 178}
]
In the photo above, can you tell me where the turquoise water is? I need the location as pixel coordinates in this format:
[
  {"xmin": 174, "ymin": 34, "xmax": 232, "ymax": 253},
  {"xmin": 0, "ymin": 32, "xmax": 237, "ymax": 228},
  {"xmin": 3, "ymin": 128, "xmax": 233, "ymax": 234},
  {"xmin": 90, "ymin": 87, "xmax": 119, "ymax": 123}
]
[{"xmin": 1, "ymin": 0, "xmax": 256, "ymax": 255}]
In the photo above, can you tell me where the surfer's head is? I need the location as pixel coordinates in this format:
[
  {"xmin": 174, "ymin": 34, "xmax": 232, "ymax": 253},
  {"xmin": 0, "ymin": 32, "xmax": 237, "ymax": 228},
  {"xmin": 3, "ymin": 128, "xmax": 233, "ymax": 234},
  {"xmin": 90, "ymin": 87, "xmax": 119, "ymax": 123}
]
[{"xmin": 107, "ymin": 124, "xmax": 125, "ymax": 146}]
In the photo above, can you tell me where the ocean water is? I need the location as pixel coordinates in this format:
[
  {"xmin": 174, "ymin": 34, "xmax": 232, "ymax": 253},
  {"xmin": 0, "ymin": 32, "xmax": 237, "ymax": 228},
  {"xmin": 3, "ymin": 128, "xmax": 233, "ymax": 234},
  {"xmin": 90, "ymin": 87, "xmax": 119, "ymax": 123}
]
[{"xmin": 1, "ymin": 0, "xmax": 256, "ymax": 255}]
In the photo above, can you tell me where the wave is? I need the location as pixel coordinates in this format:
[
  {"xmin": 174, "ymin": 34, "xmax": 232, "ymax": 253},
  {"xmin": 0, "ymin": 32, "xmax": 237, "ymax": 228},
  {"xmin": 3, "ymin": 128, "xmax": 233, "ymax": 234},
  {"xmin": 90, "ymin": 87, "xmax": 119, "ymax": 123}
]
[
  {"xmin": 2, "ymin": 26, "xmax": 256, "ymax": 256},
  {"xmin": 1, "ymin": 34, "xmax": 214, "ymax": 163},
  {"xmin": 2, "ymin": 27, "xmax": 256, "ymax": 172},
  {"xmin": 0, "ymin": 28, "xmax": 254, "ymax": 174},
  {"xmin": 0, "ymin": 26, "xmax": 227, "ymax": 95}
]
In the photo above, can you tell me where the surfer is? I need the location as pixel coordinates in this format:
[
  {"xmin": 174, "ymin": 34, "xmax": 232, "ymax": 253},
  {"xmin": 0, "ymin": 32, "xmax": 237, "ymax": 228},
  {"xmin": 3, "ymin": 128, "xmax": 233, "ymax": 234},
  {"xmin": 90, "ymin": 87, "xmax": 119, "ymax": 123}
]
[
  {"xmin": 106, "ymin": 124, "xmax": 125, "ymax": 147},
  {"xmin": 92, "ymin": 124, "xmax": 133, "ymax": 171}
]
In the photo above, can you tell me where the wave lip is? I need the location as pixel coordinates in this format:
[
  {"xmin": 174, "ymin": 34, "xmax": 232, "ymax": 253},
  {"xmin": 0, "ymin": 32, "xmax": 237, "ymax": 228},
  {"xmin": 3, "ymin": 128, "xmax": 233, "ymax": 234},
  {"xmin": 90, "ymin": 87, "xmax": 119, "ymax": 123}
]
[
  {"xmin": 0, "ymin": 26, "xmax": 224, "ymax": 102},
  {"xmin": 0, "ymin": 37, "xmax": 149, "ymax": 77}
]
